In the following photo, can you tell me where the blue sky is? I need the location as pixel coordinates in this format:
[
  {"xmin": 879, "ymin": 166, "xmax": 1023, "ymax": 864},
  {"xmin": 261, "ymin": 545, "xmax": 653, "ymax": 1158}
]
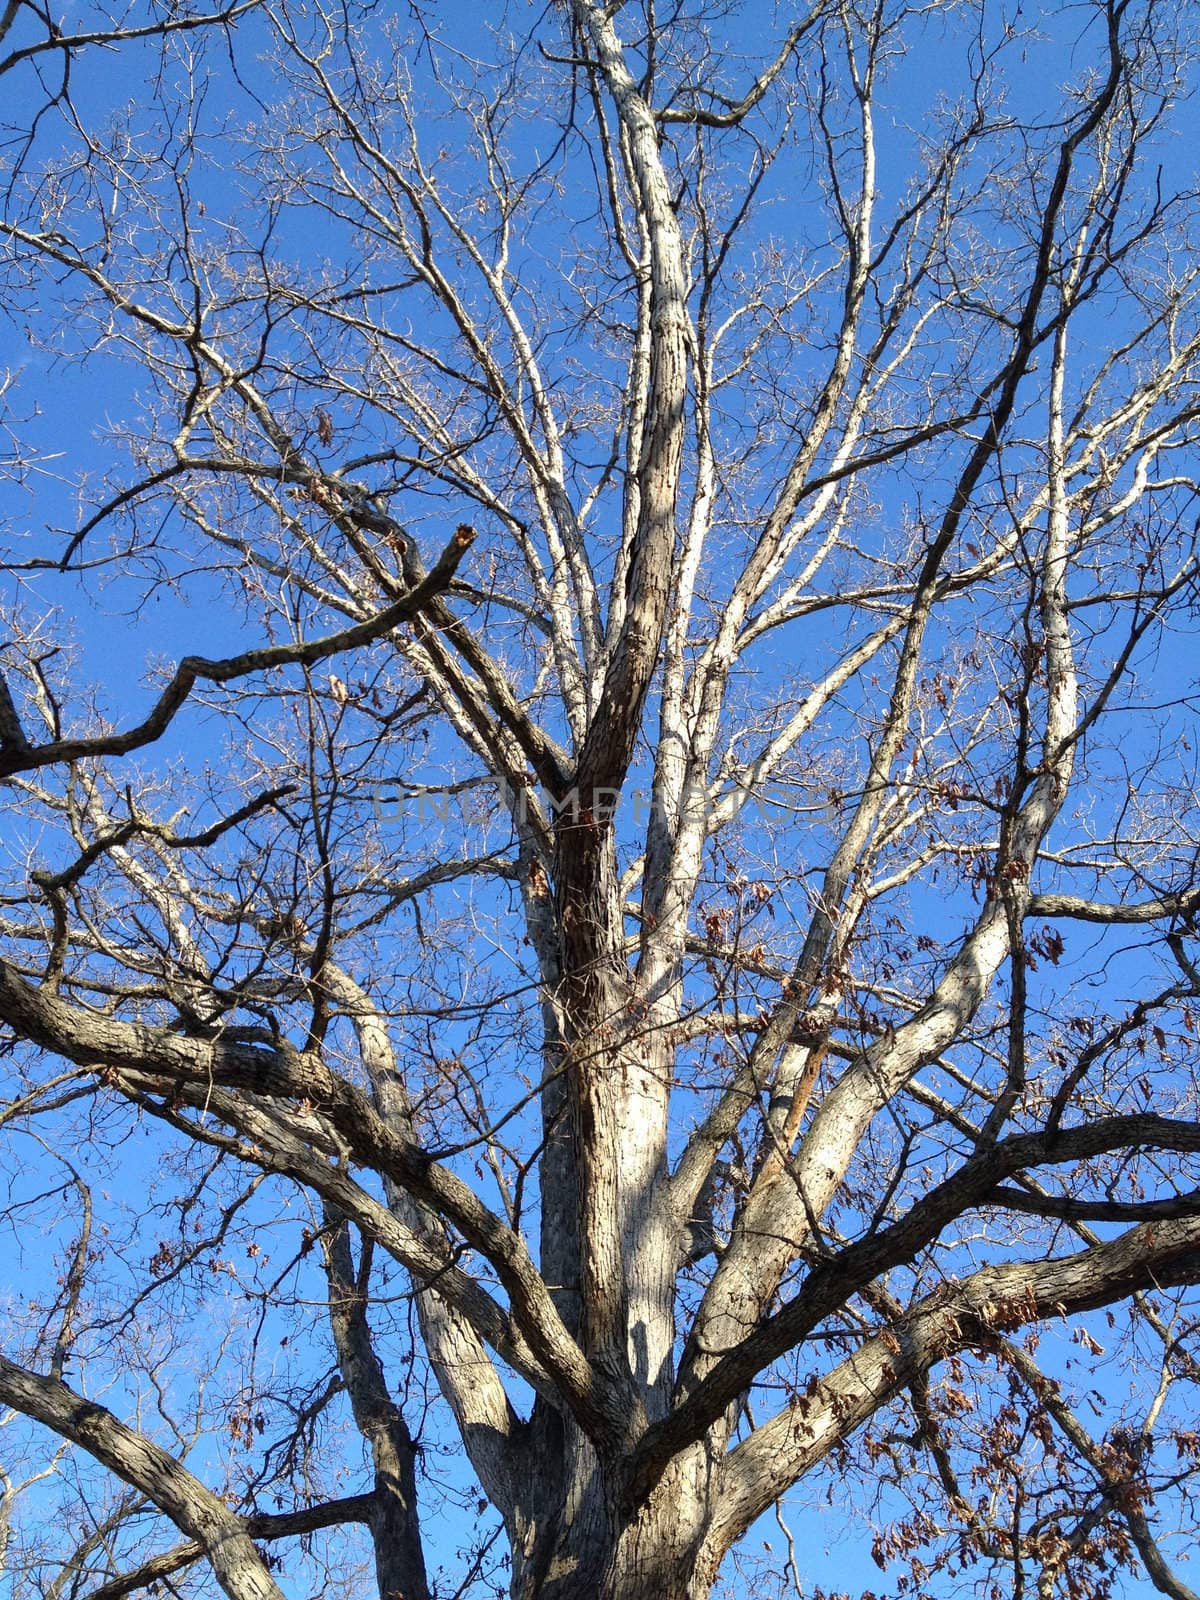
[{"xmin": 4, "ymin": 1, "xmax": 1200, "ymax": 1597}]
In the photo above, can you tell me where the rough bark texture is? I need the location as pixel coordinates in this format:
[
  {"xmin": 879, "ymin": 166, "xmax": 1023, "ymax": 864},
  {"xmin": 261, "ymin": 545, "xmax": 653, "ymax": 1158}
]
[{"xmin": 3, "ymin": 2, "xmax": 1200, "ymax": 1598}]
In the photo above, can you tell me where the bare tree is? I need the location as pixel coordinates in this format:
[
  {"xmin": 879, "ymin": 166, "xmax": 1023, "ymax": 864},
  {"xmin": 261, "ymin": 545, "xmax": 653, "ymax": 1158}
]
[{"xmin": 3, "ymin": 1, "xmax": 1200, "ymax": 1596}]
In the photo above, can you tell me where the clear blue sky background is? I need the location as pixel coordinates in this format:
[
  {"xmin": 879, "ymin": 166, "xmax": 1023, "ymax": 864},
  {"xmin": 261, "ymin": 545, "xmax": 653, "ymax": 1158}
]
[{"xmin": 3, "ymin": 2, "xmax": 1200, "ymax": 1597}]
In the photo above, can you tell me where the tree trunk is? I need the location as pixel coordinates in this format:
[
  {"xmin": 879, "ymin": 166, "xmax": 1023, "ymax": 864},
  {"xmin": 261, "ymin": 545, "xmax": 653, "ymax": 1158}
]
[{"xmin": 513, "ymin": 1445, "xmax": 721, "ymax": 1600}]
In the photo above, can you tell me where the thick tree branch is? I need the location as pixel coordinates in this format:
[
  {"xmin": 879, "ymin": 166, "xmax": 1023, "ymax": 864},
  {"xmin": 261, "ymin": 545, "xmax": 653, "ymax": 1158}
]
[
  {"xmin": 633, "ymin": 1114, "xmax": 1200, "ymax": 1502},
  {"xmin": 0, "ymin": 959, "xmax": 626, "ymax": 1451},
  {"xmin": 699, "ymin": 1213, "xmax": 1200, "ymax": 1559},
  {"xmin": 80, "ymin": 1496, "xmax": 375, "ymax": 1600},
  {"xmin": 0, "ymin": 1355, "xmax": 285, "ymax": 1600}
]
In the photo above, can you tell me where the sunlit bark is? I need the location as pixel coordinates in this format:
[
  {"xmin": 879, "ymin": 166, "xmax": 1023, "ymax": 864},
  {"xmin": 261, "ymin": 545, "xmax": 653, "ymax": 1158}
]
[{"xmin": 2, "ymin": 1, "xmax": 1200, "ymax": 1596}]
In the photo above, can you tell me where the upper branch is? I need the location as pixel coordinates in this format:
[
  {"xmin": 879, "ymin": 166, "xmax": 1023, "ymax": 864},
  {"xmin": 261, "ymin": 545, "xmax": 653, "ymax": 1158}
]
[
  {"xmin": 656, "ymin": 7, "xmax": 823, "ymax": 127},
  {"xmin": 0, "ymin": 527, "xmax": 475, "ymax": 780},
  {"xmin": 0, "ymin": 0, "xmax": 260, "ymax": 79},
  {"xmin": 572, "ymin": 0, "xmax": 689, "ymax": 797}
]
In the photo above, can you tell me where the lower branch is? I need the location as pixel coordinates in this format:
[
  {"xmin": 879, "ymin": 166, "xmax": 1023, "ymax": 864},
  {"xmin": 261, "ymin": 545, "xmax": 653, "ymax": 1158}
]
[
  {"xmin": 687, "ymin": 1214, "xmax": 1200, "ymax": 1562},
  {"xmin": 323, "ymin": 1219, "xmax": 432, "ymax": 1600},
  {"xmin": 81, "ymin": 1496, "xmax": 375, "ymax": 1600},
  {"xmin": 0, "ymin": 1355, "xmax": 286, "ymax": 1600}
]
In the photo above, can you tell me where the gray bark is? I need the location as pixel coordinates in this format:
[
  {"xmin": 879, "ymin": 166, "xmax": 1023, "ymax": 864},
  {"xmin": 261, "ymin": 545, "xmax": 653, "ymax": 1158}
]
[{"xmin": 2, "ymin": 3, "xmax": 1199, "ymax": 1598}]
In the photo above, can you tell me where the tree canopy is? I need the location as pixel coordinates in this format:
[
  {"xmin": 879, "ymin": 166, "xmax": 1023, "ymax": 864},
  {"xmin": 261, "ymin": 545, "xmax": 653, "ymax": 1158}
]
[{"xmin": 3, "ymin": 2, "xmax": 1200, "ymax": 1598}]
